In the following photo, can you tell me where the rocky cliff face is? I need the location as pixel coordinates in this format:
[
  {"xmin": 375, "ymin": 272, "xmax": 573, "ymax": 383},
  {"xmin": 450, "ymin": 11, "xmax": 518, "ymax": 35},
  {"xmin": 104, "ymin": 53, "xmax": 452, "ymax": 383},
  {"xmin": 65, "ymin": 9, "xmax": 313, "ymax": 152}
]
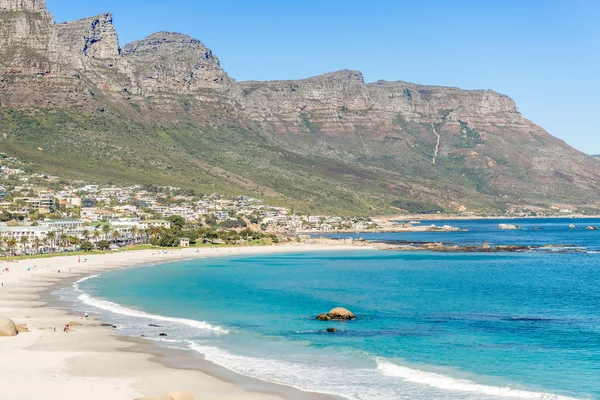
[
  {"xmin": 122, "ymin": 32, "xmax": 242, "ymax": 120},
  {"xmin": 0, "ymin": 0, "xmax": 45, "ymax": 11},
  {"xmin": 0, "ymin": 2, "xmax": 598, "ymax": 213}
]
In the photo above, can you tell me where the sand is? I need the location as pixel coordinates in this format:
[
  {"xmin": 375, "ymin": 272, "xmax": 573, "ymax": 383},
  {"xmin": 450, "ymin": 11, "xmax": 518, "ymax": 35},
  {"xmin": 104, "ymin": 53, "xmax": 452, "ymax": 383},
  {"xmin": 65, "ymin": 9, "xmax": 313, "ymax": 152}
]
[{"xmin": 0, "ymin": 243, "xmax": 367, "ymax": 400}]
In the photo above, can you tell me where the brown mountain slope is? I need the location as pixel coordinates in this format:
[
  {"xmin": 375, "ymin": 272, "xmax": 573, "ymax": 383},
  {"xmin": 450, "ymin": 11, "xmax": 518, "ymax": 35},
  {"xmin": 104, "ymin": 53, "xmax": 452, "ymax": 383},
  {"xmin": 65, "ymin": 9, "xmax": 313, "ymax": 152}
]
[{"xmin": 0, "ymin": 1, "xmax": 598, "ymax": 214}]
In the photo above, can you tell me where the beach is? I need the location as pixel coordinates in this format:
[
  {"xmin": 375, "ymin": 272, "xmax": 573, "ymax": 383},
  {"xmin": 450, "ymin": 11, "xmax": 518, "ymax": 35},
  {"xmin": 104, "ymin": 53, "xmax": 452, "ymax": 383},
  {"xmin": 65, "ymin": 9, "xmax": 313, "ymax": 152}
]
[{"xmin": 0, "ymin": 243, "xmax": 367, "ymax": 400}]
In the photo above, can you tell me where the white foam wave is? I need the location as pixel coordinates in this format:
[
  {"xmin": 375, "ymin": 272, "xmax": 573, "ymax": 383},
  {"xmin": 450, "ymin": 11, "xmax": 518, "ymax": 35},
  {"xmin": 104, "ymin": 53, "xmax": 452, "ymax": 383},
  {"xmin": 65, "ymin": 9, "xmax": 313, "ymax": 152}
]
[
  {"xmin": 76, "ymin": 292, "xmax": 228, "ymax": 334},
  {"xmin": 74, "ymin": 274, "xmax": 100, "ymax": 286},
  {"xmin": 377, "ymin": 360, "xmax": 576, "ymax": 399}
]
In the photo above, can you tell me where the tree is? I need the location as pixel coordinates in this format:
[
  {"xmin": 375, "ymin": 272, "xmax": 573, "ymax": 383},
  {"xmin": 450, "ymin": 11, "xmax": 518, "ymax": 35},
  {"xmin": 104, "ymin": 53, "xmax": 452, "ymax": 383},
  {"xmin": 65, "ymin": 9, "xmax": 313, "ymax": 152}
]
[
  {"xmin": 158, "ymin": 233, "xmax": 178, "ymax": 247},
  {"xmin": 93, "ymin": 229, "xmax": 100, "ymax": 244},
  {"xmin": 111, "ymin": 230, "xmax": 120, "ymax": 245},
  {"xmin": 33, "ymin": 237, "xmax": 41, "ymax": 254},
  {"xmin": 96, "ymin": 240, "xmax": 110, "ymax": 250},
  {"xmin": 167, "ymin": 215, "xmax": 185, "ymax": 230},
  {"xmin": 102, "ymin": 224, "xmax": 110, "ymax": 236},
  {"xmin": 130, "ymin": 226, "xmax": 138, "ymax": 244},
  {"xmin": 46, "ymin": 231, "xmax": 56, "ymax": 252},
  {"xmin": 80, "ymin": 241, "xmax": 93, "ymax": 252},
  {"xmin": 7, "ymin": 238, "xmax": 17, "ymax": 255},
  {"xmin": 20, "ymin": 235, "xmax": 29, "ymax": 253},
  {"xmin": 59, "ymin": 232, "xmax": 68, "ymax": 251}
]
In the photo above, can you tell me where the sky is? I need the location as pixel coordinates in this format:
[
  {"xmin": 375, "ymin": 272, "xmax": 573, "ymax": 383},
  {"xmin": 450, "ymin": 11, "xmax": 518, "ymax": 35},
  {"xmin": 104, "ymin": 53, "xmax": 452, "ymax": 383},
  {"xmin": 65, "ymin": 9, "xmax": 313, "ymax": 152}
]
[{"xmin": 46, "ymin": 0, "xmax": 599, "ymax": 154}]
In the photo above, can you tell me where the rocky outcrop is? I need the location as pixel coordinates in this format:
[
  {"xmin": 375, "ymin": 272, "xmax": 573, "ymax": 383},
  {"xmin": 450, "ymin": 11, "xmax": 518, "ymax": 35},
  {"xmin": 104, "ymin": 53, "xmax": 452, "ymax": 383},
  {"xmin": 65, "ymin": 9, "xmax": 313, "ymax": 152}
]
[
  {"xmin": 122, "ymin": 32, "xmax": 242, "ymax": 119},
  {"xmin": 0, "ymin": 0, "xmax": 46, "ymax": 11},
  {"xmin": 586, "ymin": 226, "xmax": 598, "ymax": 231},
  {"xmin": 327, "ymin": 307, "xmax": 356, "ymax": 320},
  {"xmin": 0, "ymin": 317, "xmax": 18, "ymax": 337}
]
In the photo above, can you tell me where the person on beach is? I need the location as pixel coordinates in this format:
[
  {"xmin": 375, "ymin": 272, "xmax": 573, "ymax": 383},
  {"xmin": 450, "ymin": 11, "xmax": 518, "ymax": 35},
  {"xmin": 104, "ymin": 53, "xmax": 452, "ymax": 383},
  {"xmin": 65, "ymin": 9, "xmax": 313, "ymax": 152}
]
[
  {"xmin": 63, "ymin": 324, "xmax": 69, "ymax": 333},
  {"xmin": 53, "ymin": 324, "xmax": 56, "ymax": 332},
  {"xmin": 84, "ymin": 312, "xmax": 88, "ymax": 318}
]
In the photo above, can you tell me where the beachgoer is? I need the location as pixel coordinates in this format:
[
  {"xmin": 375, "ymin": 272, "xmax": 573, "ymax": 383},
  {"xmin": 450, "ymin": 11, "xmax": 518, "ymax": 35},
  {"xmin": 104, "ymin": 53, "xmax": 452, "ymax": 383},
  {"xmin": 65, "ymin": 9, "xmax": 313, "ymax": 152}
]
[
  {"xmin": 53, "ymin": 324, "xmax": 56, "ymax": 332},
  {"xmin": 84, "ymin": 312, "xmax": 88, "ymax": 318}
]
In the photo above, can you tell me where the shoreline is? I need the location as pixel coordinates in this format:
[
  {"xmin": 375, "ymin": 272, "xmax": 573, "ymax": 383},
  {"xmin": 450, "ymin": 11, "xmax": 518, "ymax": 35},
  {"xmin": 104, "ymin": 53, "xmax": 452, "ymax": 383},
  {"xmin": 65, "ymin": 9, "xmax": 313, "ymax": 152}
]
[{"xmin": 0, "ymin": 243, "xmax": 370, "ymax": 400}]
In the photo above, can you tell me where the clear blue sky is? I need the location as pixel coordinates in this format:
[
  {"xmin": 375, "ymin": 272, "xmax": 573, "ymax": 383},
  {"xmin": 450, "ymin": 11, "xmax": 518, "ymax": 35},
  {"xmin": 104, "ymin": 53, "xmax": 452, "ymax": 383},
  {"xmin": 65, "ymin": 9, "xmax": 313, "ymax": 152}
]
[{"xmin": 46, "ymin": 0, "xmax": 599, "ymax": 154}]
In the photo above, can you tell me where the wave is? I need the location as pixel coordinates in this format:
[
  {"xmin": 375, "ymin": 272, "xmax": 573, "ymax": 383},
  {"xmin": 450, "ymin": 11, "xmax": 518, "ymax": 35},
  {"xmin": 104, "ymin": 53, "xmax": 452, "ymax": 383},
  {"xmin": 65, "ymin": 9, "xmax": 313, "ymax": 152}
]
[
  {"xmin": 76, "ymin": 293, "xmax": 228, "ymax": 334},
  {"xmin": 377, "ymin": 360, "xmax": 576, "ymax": 399},
  {"xmin": 73, "ymin": 275, "xmax": 228, "ymax": 335}
]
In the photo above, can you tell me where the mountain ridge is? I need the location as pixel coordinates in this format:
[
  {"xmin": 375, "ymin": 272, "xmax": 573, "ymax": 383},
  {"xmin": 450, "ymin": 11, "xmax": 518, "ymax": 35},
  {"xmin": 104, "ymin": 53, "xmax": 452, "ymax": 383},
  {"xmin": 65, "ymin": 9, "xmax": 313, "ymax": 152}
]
[{"xmin": 0, "ymin": 1, "xmax": 599, "ymax": 214}]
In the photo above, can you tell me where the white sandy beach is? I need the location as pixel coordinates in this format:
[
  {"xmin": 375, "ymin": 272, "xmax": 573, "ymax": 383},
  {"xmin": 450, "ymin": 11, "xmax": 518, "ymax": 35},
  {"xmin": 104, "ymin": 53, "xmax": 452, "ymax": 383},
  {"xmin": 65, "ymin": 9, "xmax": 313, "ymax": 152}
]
[{"xmin": 0, "ymin": 243, "xmax": 368, "ymax": 400}]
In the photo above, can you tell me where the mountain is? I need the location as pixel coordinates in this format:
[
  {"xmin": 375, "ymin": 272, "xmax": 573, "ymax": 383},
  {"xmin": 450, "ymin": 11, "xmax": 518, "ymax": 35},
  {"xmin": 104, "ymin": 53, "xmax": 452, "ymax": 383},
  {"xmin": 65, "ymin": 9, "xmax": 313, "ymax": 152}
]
[{"xmin": 1, "ymin": 1, "xmax": 599, "ymax": 214}]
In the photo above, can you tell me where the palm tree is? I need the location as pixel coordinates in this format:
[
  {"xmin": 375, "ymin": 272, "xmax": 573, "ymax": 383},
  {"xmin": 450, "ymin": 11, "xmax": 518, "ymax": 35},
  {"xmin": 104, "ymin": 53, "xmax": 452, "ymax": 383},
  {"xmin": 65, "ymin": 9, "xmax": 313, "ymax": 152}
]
[
  {"xmin": 93, "ymin": 229, "xmax": 100, "ymax": 244},
  {"xmin": 111, "ymin": 230, "xmax": 120, "ymax": 246},
  {"xmin": 102, "ymin": 224, "xmax": 110, "ymax": 240},
  {"xmin": 46, "ymin": 231, "xmax": 56, "ymax": 253},
  {"xmin": 7, "ymin": 238, "xmax": 17, "ymax": 256},
  {"xmin": 34, "ymin": 237, "xmax": 41, "ymax": 254},
  {"xmin": 59, "ymin": 232, "xmax": 68, "ymax": 252},
  {"xmin": 130, "ymin": 226, "xmax": 138, "ymax": 244},
  {"xmin": 82, "ymin": 229, "xmax": 90, "ymax": 242},
  {"xmin": 20, "ymin": 236, "xmax": 29, "ymax": 254}
]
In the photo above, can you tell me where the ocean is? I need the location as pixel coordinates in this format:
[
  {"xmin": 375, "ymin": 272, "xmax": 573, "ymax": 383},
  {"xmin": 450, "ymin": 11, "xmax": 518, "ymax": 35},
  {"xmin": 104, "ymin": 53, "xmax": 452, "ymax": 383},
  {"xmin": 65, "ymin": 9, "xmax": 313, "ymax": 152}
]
[{"xmin": 56, "ymin": 218, "xmax": 600, "ymax": 400}]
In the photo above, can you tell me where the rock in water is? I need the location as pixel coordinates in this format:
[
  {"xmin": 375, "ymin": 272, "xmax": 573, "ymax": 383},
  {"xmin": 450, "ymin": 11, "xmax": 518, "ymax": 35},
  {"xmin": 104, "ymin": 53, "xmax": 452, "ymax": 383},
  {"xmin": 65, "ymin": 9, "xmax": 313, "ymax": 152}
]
[
  {"xmin": 327, "ymin": 327, "xmax": 338, "ymax": 333},
  {"xmin": 569, "ymin": 224, "xmax": 575, "ymax": 229},
  {"xmin": 586, "ymin": 226, "xmax": 598, "ymax": 231},
  {"xmin": 0, "ymin": 317, "xmax": 18, "ymax": 337},
  {"xmin": 498, "ymin": 224, "xmax": 520, "ymax": 230},
  {"xmin": 159, "ymin": 333, "xmax": 168, "ymax": 337},
  {"xmin": 327, "ymin": 307, "xmax": 356, "ymax": 320},
  {"xmin": 316, "ymin": 313, "xmax": 331, "ymax": 321}
]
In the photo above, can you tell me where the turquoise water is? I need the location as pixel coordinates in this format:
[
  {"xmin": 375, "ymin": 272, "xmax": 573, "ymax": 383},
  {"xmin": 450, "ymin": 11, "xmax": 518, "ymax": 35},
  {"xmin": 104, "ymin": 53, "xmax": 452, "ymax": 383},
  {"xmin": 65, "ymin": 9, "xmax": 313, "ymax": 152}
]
[{"xmin": 59, "ymin": 220, "xmax": 600, "ymax": 400}]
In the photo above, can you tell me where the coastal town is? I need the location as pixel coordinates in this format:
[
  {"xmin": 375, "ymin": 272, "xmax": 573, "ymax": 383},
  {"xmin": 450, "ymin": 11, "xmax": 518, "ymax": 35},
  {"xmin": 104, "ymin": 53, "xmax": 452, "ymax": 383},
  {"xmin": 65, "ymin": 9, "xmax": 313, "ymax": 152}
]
[
  {"xmin": 0, "ymin": 154, "xmax": 382, "ymax": 255},
  {"xmin": 2, "ymin": 153, "xmax": 597, "ymax": 256}
]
